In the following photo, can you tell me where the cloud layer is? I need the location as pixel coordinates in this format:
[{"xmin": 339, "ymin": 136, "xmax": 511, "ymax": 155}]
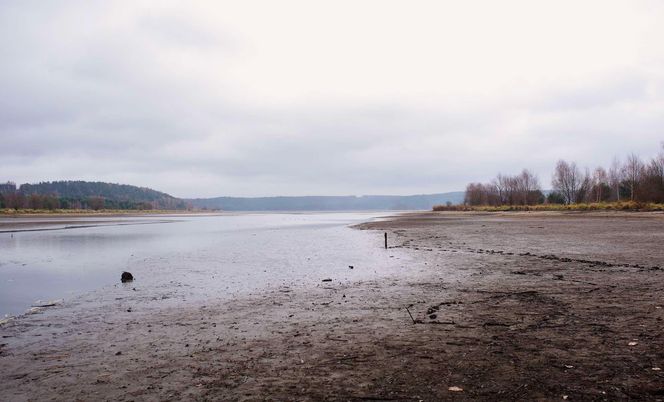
[{"xmin": 1, "ymin": 1, "xmax": 664, "ymax": 197}]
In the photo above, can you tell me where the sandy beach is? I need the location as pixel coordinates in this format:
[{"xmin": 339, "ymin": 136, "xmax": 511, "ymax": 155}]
[{"xmin": 1, "ymin": 211, "xmax": 664, "ymax": 401}]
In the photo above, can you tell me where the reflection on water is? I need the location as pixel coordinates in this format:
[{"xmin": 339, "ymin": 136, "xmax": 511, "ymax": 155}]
[{"xmin": 0, "ymin": 213, "xmax": 406, "ymax": 317}]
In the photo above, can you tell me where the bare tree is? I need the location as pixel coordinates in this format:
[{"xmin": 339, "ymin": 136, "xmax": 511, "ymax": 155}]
[
  {"xmin": 464, "ymin": 183, "xmax": 485, "ymax": 206},
  {"xmin": 641, "ymin": 143, "xmax": 664, "ymax": 202},
  {"xmin": 518, "ymin": 169, "xmax": 541, "ymax": 204},
  {"xmin": 464, "ymin": 182, "xmax": 501, "ymax": 206},
  {"xmin": 653, "ymin": 143, "xmax": 664, "ymax": 187},
  {"xmin": 552, "ymin": 160, "xmax": 582, "ymax": 204},
  {"xmin": 591, "ymin": 167, "xmax": 609, "ymax": 202},
  {"xmin": 655, "ymin": 143, "xmax": 664, "ymax": 201},
  {"xmin": 464, "ymin": 170, "xmax": 541, "ymax": 206},
  {"xmin": 608, "ymin": 157, "xmax": 622, "ymax": 201},
  {"xmin": 497, "ymin": 174, "xmax": 515, "ymax": 204},
  {"xmin": 577, "ymin": 168, "xmax": 592, "ymax": 203},
  {"xmin": 622, "ymin": 153, "xmax": 644, "ymax": 201},
  {"xmin": 492, "ymin": 175, "xmax": 506, "ymax": 204}
]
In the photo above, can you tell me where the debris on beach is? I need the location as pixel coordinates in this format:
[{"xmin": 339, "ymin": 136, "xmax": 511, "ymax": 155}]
[
  {"xmin": 121, "ymin": 271, "xmax": 134, "ymax": 283},
  {"xmin": 322, "ymin": 278, "xmax": 332, "ymax": 282},
  {"xmin": 448, "ymin": 386, "xmax": 463, "ymax": 392},
  {"xmin": 628, "ymin": 341, "xmax": 638, "ymax": 346},
  {"xmin": 405, "ymin": 306, "xmax": 421, "ymax": 324},
  {"xmin": 31, "ymin": 302, "xmax": 58, "ymax": 308},
  {"xmin": 27, "ymin": 300, "xmax": 62, "ymax": 314}
]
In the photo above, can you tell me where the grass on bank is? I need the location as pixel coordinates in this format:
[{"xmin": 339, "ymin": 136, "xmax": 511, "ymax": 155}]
[{"xmin": 432, "ymin": 201, "xmax": 664, "ymax": 212}]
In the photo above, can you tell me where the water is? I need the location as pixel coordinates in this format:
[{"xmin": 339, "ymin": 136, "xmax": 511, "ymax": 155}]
[{"xmin": 0, "ymin": 213, "xmax": 407, "ymax": 317}]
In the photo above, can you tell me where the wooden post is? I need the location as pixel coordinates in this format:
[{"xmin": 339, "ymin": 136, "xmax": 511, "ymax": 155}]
[{"xmin": 384, "ymin": 232, "xmax": 388, "ymax": 249}]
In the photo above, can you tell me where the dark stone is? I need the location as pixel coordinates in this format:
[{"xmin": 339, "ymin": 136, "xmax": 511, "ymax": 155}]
[{"xmin": 121, "ymin": 271, "xmax": 134, "ymax": 283}]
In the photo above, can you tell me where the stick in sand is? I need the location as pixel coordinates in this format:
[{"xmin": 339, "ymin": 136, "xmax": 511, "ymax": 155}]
[{"xmin": 405, "ymin": 306, "xmax": 417, "ymax": 324}]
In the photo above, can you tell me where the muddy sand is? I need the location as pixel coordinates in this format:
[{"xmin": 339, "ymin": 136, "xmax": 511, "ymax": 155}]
[
  {"xmin": 0, "ymin": 213, "xmax": 213, "ymax": 232},
  {"xmin": 1, "ymin": 211, "xmax": 663, "ymax": 401}
]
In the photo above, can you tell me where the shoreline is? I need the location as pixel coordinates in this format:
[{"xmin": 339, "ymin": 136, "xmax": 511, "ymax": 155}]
[
  {"xmin": 0, "ymin": 211, "xmax": 229, "ymax": 232},
  {"xmin": 1, "ymin": 211, "xmax": 663, "ymax": 400},
  {"xmin": 0, "ymin": 211, "xmax": 397, "ymax": 233},
  {"xmin": 0, "ymin": 209, "xmax": 218, "ymax": 217}
]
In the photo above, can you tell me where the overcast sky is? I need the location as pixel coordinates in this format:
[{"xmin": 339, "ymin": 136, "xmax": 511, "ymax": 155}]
[{"xmin": 1, "ymin": 1, "xmax": 663, "ymax": 197}]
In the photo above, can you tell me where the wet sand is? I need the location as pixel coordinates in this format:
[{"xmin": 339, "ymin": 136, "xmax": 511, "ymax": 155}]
[
  {"xmin": 0, "ymin": 213, "xmax": 211, "ymax": 232},
  {"xmin": 1, "ymin": 211, "xmax": 664, "ymax": 401}
]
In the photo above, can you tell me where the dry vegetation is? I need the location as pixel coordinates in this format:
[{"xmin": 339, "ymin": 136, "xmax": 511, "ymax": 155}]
[{"xmin": 434, "ymin": 201, "xmax": 664, "ymax": 212}]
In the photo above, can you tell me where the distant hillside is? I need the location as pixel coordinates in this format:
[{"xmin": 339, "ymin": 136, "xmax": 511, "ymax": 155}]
[
  {"xmin": 1, "ymin": 181, "xmax": 188, "ymax": 210},
  {"xmin": 2, "ymin": 180, "xmax": 464, "ymax": 211},
  {"xmin": 187, "ymin": 192, "xmax": 464, "ymax": 211}
]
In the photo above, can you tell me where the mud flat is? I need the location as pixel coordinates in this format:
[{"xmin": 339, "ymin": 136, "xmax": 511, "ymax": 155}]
[
  {"xmin": 1, "ymin": 211, "xmax": 664, "ymax": 401},
  {"xmin": 0, "ymin": 216, "xmax": 175, "ymax": 233}
]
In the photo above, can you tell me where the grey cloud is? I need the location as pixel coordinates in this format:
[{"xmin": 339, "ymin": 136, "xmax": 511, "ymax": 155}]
[
  {"xmin": 138, "ymin": 13, "xmax": 235, "ymax": 50},
  {"xmin": 531, "ymin": 72, "xmax": 651, "ymax": 111},
  {"xmin": 1, "ymin": 2, "xmax": 663, "ymax": 197}
]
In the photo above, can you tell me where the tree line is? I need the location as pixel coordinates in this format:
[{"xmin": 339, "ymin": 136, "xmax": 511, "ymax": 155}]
[
  {"xmin": 0, "ymin": 181, "xmax": 190, "ymax": 210},
  {"xmin": 464, "ymin": 143, "xmax": 664, "ymax": 206}
]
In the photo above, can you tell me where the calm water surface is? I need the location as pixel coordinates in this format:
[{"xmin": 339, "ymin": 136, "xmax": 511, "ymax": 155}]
[{"xmin": 0, "ymin": 213, "xmax": 408, "ymax": 317}]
